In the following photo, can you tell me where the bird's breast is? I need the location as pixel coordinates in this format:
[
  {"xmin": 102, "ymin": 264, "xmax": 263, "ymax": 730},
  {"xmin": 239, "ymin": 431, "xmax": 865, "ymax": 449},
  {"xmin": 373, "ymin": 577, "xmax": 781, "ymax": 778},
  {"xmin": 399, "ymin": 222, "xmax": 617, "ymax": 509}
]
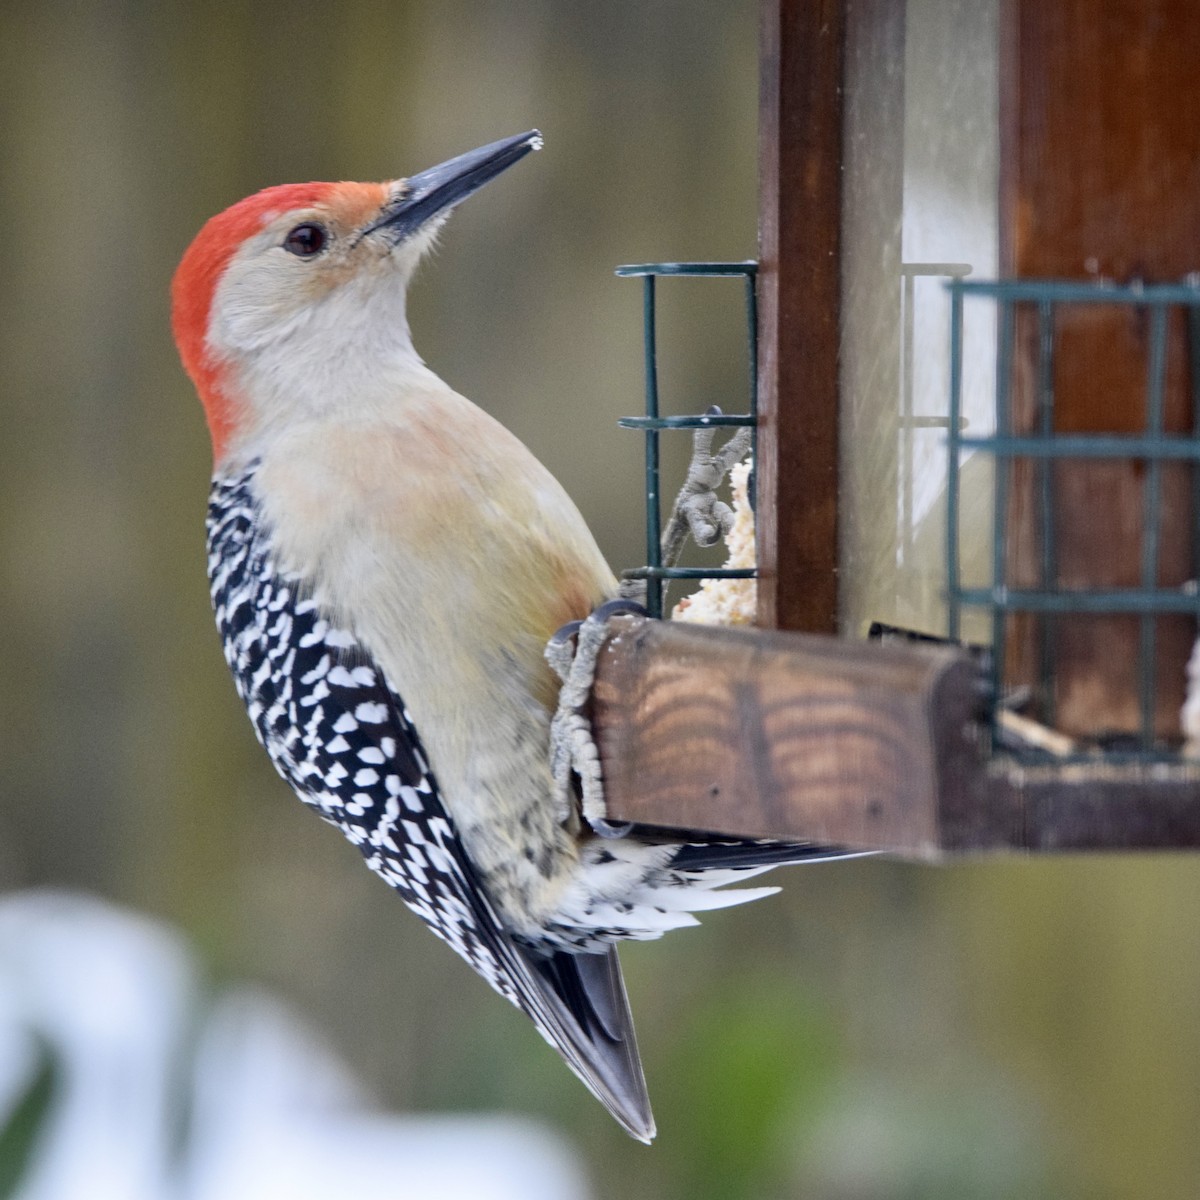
[{"xmin": 241, "ymin": 392, "xmax": 615, "ymax": 930}]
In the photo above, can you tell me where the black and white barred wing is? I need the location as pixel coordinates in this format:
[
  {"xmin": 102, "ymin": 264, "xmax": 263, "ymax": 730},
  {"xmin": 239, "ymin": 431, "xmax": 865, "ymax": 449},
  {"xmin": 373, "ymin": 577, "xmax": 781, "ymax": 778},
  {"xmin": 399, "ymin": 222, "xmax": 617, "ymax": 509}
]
[
  {"xmin": 254, "ymin": 599, "xmax": 654, "ymax": 1137},
  {"xmin": 206, "ymin": 471, "xmax": 654, "ymax": 1139},
  {"xmin": 291, "ymin": 616, "xmax": 655, "ymax": 1136}
]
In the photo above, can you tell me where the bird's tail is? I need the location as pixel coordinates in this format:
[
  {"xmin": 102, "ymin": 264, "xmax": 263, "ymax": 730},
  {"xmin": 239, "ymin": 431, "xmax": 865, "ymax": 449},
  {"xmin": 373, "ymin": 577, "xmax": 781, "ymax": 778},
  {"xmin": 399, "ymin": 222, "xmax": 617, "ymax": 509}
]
[
  {"xmin": 666, "ymin": 835, "xmax": 873, "ymax": 872},
  {"xmin": 542, "ymin": 833, "xmax": 870, "ymax": 955},
  {"xmin": 522, "ymin": 943, "xmax": 655, "ymax": 1143},
  {"xmin": 517, "ymin": 833, "xmax": 869, "ymax": 1139}
]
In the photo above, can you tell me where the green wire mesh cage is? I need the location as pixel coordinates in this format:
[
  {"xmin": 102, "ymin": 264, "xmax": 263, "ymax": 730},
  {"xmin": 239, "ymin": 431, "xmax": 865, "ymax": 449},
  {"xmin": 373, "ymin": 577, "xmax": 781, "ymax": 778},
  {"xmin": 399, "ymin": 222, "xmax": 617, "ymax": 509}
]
[
  {"xmin": 617, "ymin": 266, "xmax": 1200, "ymax": 767},
  {"xmin": 617, "ymin": 262, "xmax": 759, "ymax": 619},
  {"xmin": 946, "ymin": 277, "xmax": 1200, "ymax": 763}
]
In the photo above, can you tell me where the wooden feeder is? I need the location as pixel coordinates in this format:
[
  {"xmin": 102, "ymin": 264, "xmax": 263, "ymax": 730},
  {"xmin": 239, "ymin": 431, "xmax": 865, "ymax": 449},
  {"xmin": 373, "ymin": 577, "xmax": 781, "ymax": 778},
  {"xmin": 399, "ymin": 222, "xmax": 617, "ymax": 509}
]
[{"xmin": 591, "ymin": 0, "xmax": 1200, "ymax": 857}]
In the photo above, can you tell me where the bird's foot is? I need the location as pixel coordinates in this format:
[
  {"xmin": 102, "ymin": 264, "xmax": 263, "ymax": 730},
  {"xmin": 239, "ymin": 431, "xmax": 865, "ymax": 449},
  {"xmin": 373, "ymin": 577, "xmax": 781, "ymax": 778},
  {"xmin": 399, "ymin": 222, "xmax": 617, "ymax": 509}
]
[
  {"xmin": 660, "ymin": 410, "xmax": 752, "ymax": 568},
  {"xmin": 545, "ymin": 599, "xmax": 645, "ymax": 838}
]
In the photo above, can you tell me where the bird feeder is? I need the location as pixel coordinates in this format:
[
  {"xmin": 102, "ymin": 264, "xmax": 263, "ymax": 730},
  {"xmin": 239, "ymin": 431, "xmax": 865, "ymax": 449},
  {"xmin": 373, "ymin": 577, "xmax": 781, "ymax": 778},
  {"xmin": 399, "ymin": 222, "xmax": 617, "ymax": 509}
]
[{"xmin": 591, "ymin": 0, "xmax": 1200, "ymax": 856}]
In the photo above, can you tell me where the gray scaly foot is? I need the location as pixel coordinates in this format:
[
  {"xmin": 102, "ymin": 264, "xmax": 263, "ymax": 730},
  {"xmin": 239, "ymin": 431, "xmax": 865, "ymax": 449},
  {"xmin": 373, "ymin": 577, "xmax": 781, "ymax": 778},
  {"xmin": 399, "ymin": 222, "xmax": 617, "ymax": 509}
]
[{"xmin": 546, "ymin": 600, "xmax": 644, "ymax": 837}]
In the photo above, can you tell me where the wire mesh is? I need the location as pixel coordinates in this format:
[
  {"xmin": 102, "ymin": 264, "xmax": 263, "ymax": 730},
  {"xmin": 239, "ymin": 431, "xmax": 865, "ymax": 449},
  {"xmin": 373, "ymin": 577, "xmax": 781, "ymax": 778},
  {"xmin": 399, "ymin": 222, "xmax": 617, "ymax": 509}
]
[
  {"xmin": 616, "ymin": 262, "xmax": 758, "ymax": 618},
  {"xmin": 945, "ymin": 277, "xmax": 1200, "ymax": 761}
]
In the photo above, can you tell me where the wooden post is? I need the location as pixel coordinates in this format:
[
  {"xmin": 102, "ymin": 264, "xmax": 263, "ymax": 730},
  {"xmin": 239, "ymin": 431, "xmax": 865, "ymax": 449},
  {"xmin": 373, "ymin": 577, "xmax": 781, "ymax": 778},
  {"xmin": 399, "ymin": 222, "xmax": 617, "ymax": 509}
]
[{"xmin": 756, "ymin": 0, "xmax": 845, "ymax": 633}]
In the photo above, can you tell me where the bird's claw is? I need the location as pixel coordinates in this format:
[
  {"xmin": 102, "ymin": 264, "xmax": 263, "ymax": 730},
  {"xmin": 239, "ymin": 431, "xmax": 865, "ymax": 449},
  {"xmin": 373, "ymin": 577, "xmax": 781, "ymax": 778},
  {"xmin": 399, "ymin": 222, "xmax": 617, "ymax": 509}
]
[
  {"xmin": 546, "ymin": 600, "xmax": 646, "ymax": 835},
  {"xmin": 660, "ymin": 410, "xmax": 751, "ymax": 569}
]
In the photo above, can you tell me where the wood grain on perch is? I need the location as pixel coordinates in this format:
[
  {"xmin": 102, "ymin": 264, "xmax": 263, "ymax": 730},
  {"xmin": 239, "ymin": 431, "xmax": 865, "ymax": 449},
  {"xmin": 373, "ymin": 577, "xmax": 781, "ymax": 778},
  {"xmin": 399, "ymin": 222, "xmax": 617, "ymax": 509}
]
[
  {"xmin": 593, "ymin": 616, "xmax": 978, "ymax": 855},
  {"xmin": 591, "ymin": 617, "xmax": 1200, "ymax": 856}
]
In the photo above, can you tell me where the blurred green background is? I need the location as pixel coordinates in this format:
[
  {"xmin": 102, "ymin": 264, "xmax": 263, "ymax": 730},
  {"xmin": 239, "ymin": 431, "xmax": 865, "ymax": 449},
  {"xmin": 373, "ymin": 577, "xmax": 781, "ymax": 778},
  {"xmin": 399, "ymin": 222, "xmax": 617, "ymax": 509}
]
[{"xmin": 2, "ymin": 2, "xmax": 1200, "ymax": 1197}]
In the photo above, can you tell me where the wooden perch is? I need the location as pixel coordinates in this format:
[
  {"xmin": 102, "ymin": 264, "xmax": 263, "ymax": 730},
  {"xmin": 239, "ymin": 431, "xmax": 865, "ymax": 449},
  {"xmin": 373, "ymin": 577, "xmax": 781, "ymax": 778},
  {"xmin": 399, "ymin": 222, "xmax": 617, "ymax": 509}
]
[
  {"xmin": 593, "ymin": 617, "xmax": 977, "ymax": 854},
  {"xmin": 592, "ymin": 617, "xmax": 1200, "ymax": 857}
]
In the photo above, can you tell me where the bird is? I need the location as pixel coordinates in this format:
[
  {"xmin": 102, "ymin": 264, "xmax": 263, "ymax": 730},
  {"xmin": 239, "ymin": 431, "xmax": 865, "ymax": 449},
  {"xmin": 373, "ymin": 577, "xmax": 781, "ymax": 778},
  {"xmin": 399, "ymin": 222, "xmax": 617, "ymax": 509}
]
[{"xmin": 171, "ymin": 130, "xmax": 854, "ymax": 1141}]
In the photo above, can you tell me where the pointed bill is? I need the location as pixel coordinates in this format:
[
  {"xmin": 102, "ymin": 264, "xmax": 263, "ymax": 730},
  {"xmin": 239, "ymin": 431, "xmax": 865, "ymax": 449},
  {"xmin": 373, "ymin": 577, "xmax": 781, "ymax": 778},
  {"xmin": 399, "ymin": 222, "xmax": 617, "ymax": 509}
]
[{"xmin": 366, "ymin": 130, "xmax": 543, "ymax": 242}]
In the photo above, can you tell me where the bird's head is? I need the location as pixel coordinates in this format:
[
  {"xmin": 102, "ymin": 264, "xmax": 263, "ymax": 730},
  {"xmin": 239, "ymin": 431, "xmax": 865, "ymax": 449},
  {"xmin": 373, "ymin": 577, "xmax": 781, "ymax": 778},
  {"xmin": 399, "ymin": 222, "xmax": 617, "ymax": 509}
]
[{"xmin": 172, "ymin": 130, "xmax": 542, "ymax": 462}]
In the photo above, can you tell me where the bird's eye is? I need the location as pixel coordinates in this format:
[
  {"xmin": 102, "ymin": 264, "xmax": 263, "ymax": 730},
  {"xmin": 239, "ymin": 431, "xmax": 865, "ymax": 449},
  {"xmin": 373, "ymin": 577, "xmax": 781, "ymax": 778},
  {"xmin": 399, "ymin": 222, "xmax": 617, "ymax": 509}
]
[{"xmin": 282, "ymin": 223, "xmax": 328, "ymax": 257}]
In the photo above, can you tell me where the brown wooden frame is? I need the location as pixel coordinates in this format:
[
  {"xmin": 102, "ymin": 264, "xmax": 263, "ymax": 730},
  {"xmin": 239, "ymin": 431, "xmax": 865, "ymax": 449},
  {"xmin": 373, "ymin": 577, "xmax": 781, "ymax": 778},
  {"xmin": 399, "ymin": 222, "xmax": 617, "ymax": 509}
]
[{"xmin": 755, "ymin": 0, "xmax": 843, "ymax": 634}]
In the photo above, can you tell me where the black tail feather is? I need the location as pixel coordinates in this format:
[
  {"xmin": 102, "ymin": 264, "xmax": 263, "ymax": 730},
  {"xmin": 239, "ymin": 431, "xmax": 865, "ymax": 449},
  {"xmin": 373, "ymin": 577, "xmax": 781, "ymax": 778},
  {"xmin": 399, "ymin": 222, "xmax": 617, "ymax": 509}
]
[
  {"xmin": 532, "ymin": 948, "xmax": 625, "ymax": 1043},
  {"xmin": 522, "ymin": 943, "xmax": 654, "ymax": 1141},
  {"xmin": 665, "ymin": 836, "xmax": 872, "ymax": 872}
]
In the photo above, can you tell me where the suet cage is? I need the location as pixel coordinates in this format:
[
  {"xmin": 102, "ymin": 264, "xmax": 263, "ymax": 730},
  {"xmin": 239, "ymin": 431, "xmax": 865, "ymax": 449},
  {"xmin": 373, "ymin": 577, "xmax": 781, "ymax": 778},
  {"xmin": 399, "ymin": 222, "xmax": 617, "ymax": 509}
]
[
  {"xmin": 616, "ymin": 261, "xmax": 759, "ymax": 620},
  {"xmin": 946, "ymin": 278, "xmax": 1200, "ymax": 764}
]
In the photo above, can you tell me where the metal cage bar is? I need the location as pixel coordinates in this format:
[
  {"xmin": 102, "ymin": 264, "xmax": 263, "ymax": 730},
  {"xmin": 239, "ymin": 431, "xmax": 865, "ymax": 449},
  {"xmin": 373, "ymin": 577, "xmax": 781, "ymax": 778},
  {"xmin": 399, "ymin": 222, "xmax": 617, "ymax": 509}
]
[
  {"xmin": 617, "ymin": 261, "xmax": 759, "ymax": 618},
  {"xmin": 1141, "ymin": 304, "xmax": 1170, "ymax": 744},
  {"xmin": 946, "ymin": 287, "xmax": 965, "ymax": 642},
  {"xmin": 1036, "ymin": 299, "xmax": 1057, "ymax": 724},
  {"xmin": 946, "ymin": 277, "xmax": 1200, "ymax": 762},
  {"xmin": 990, "ymin": 298, "xmax": 1015, "ymax": 739},
  {"xmin": 1189, "ymin": 297, "xmax": 1200, "ymax": 578}
]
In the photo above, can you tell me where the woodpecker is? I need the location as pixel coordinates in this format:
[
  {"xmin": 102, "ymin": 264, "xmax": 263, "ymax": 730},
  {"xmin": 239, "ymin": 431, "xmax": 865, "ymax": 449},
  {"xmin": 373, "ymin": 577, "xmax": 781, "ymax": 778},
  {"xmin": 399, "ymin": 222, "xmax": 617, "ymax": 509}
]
[{"xmin": 172, "ymin": 131, "xmax": 853, "ymax": 1142}]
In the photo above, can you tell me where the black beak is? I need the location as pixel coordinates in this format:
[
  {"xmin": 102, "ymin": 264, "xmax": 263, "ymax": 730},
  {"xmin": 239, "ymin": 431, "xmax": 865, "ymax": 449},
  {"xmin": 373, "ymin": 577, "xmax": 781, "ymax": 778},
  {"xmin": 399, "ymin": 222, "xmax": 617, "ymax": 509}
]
[{"xmin": 366, "ymin": 130, "xmax": 543, "ymax": 242}]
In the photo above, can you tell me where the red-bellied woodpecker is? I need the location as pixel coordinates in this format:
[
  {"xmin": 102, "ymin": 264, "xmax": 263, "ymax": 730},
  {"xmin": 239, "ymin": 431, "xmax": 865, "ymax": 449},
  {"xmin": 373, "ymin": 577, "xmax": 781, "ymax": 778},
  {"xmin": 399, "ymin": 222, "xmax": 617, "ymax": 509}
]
[{"xmin": 171, "ymin": 131, "xmax": 853, "ymax": 1141}]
